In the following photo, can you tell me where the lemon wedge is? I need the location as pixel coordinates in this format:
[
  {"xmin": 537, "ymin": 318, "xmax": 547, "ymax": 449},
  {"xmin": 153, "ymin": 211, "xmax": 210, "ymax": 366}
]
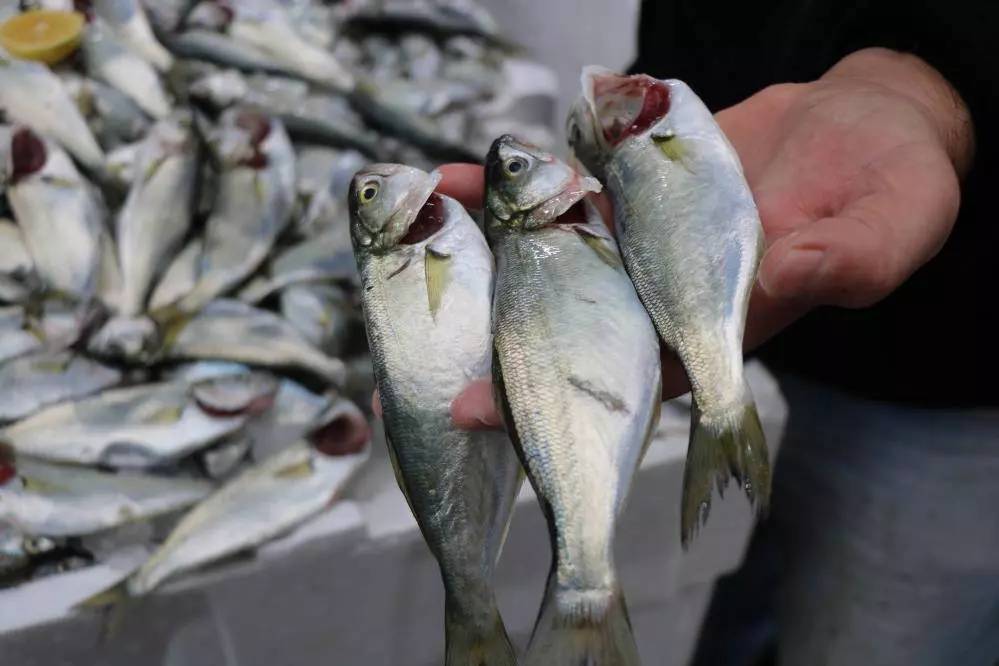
[{"xmin": 0, "ymin": 10, "xmax": 85, "ymax": 65}]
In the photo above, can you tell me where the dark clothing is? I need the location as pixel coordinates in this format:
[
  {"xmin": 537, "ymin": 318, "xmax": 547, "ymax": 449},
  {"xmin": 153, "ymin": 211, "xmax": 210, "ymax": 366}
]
[{"xmin": 630, "ymin": 0, "xmax": 999, "ymax": 407}]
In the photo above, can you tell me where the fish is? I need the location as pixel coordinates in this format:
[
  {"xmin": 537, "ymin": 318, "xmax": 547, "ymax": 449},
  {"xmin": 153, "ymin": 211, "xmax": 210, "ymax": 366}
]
[
  {"xmin": 340, "ymin": 0, "xmax": 508, "ymax": 48},
  {"xmin": 0, "ymin": 351, "xmax": 122, "ymax": 423},
  {"xmin": 105, "ymin": 139, "xmax": 144, "ymax": 186},
  {"xmin": 81, "ymin": 17, "xmax": 173, "ymax": 119},
  {"xmin": 81, "ymin": 413, "xmax": 370, "ymax": 602},
  {"xmin": 0, "ymin": 375, "xmax": 272, "ymax": 468},
  {"xmin": 0, "ymin": 218, "xmax": 39, "ymax": 304},
  {"xmin": 92, "ymin": 0, "xmax": 174, "ymax": 71},
  {"xmin": 116, "ymin": 112, "xmax": 199, "ymax": 316},
  {"xmin": 148, "ymin": 238, "xmax": 202, "ymax": 312},
  {"xmin": 163, "ymin": 109, "xmax": 295, "ymax": 315},
  {"xmin": 85, "ymin": 314, "xmax": 159, "ymax": 361},
  {"xmin": 4, "ymin": 127, "xmax": 109, "ymax": 300},
  {"xmin": 238, "ymin": 230, "xmax": 357, "ymax": 303},
  {"xmin": 187, "ymin": 68, "xmax": 382, "ymax": 157},
  {"xmin": 351, "ymin": 163, "xmax": 522, "ymax": 664},
  {"xmin": 162, "ymin": 29, "xmax": 296, "ymax": 77},
  {"xmin": 199, "ymin": 433, "xmax": 251, "ymax": 479},
  {"xmin": 186, "ymin": 0, "xmax": 355, "ymax": 92},
  {"xmin": 399, "ymin": 32, "xmax": 442, "ymax": 80},
  {"xmin": 139, "ymin": 0, "xmax": 193, "ymax": 33},
  {"xmin": 279, "ymin": 283, "xmax": 354, "ymax": 357},
  {"xmin": 0, "ymin": 457, "xmax": 211, "ymax": 538},
  {"xmin": 0, "ymin": 55, "xmax": 106, "ymax": 173},
  {"xmin": 567, "ymin": 67, "xmax": 770, "ymax": 544},
  {"xmin": 485, "ymin": 135, "xmax": 662, "ymax": 665},
  {"xmin": 292, "ymin": 147, "xmax": 367, "ymax": 237},
  {"xmin": 0, "ymin": 301, "xmax": 85, "ymax": 364},
  {"xmin": 60, "ymin": 73, "xmax": 152, "ymax": 149},
  {"xmin": 160, "ymin": 299, "xmax": 347, "ymax": 386},
  {"xmin": 0, "ymin": 523, "xmax": 56, "ymax": 583}
]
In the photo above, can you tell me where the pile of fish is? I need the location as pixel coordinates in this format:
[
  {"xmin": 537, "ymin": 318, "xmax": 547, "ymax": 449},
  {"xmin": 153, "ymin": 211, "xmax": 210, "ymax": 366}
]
[
  {"xmin": 351, "ymin": 68, "xmax": 771, "ymax": 664},
  {"xmin": 0, "ymin": 0, "xmax": 554, "ymax": 600}
]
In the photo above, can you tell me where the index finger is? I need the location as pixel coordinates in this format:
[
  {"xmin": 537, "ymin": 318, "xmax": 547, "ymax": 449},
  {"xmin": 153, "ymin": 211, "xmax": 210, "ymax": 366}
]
[{"xmin": 436, "ymin": 163, "xmax": 484, "ymax": 210}]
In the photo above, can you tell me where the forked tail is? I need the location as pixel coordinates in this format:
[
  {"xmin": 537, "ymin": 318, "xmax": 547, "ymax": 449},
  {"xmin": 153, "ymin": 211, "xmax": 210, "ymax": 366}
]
[
  {"xmin": 444, "ymin": 597, "xmax": 518, "ymax": 666},
  {"xmin": 524, "ymin": 574, "xmax": 640, "ymax": 666},
  {"xmin": 681, "ymin": 386, "xmax": 771, "ymax": 547}
]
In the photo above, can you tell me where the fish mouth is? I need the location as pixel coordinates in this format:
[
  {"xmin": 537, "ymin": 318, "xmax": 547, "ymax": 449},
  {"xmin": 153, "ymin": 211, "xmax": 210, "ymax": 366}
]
[
  {"xmin": 524, "ymin": 171, "xmax": 602, "ymax": 229},
  {"xmin": 384, "ymin": 169, "xmax": 444, "ymax": 248},
  {"xmin": 581, "ymin": 66, "xmax": 671, "ymax": 147},
  {"xmin": 309, "ymin": 404, "xmax": 371, "ymax": 457}
]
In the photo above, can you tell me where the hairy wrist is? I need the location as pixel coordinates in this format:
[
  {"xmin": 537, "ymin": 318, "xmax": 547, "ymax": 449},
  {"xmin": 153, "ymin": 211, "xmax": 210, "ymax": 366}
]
[{"xmin": 823, "ymin": 47, "xmax": 975, "ymax": 177}]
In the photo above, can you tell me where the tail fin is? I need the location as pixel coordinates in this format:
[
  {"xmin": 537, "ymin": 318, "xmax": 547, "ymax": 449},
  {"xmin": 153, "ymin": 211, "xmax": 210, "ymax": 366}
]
[
  {"xmin": 524, "ymin": 577, "xmax": 640, "ymax": 666},
  {"xmin": 681, "ymin": 393, "xmax": 771, "ymax": 548},
  {"xmin": 444, "ymin": 602, "xmax": 518, "ymax": 666}
]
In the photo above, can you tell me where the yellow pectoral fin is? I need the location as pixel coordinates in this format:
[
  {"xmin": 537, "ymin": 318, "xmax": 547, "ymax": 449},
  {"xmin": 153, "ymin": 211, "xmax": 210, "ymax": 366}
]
[
  {"xmin": 143, "ymin": 405, "xmax": 183, "ymax": 425},
  {"xmin": 424, "ymin": 248, "xmax": 451, "ymax": 320},
  {"xmin": 652, "ymin": 132, "xmax": 694, "ymax": 172},
  {"xmin": 575, "ymin": 228, "xmax": 623, "ymax": 270},
  {"xmin": 21, "ymin": 476, "xmax": 69, "ymax": 494},
  {"xmin": 143, "ymin": 155, "xmax": 168, "ymax": 184},
  {"xmin": 274, "ymin": 459, "xmax": 315, "ymax": 479}
]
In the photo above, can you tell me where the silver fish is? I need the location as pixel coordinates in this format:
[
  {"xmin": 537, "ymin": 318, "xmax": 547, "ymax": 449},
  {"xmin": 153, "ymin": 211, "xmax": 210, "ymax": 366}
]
[
  {"xmin": 341, "ymin": 0, "xmax": 506, "ymax": 46},
  {"xmin": 0, "ymin": 458, "xmax": 210, "ymax": 537},
  {"xmin": 279, "ymin": 283, "xmax": 353, "ymax": 357},
  {"xmin": 567, "ymin": 67, "xmax": 770, "ymax": 543},
  {"xmin": 351, "ymin": 163, "xmax": 522, "ymax": 664},
  {"xmin": 85, "ymin": 314, "xmax": 159, "ymax": 361},
  {"xmin": 293, "ymin": 147, "xmax": 367, "ymax": 237},
  {"xmin": 0, "ymin": 351, "xmax": 122, "ymax": 423},
  {"xmin": 199, "ymin": 433, "xmax": 251, "ymax": 480},
  {"xmin": 105, "ymin": 139, "xmax": 144, "ymax": 186},
  {"xmin": 161, "ymin": 299, "xmax": 347, "ymax": 386},
  {"xmin": 117, "ymin": 112, "xmax": 199, "ymax": 316},
  {"xmin": 4, "ymin": 128, "xmax": 109, "ymax": 299},
  {"xmin": 85, "ymin": 416, "xmax": 370, "ymax": 601},
  {"xmin": 148, "ymin": 237, "xmax": 202, "ymax": 312},
  {"xmin": 139, "ymin": 0, "xmax": 193, "ymax": 33},
  {"xmin": 165, "ymin": 109, "xmax": 295, "ymax": 314},
  {"xmin": 238, "ymin": 230, "xmax": 357, "ymax": 303},
  {"xmin": 187, "ymin": 0, "xmax": 355, "ymax": 92},
  {"xmin": 485, "ymin": 135, "xmax": 662, "ymax": 665},
  {"xmin": 82, "ymin": 17, "xmax": 173, "ymax": 119},
  {"xmin": 0, "ymin": 376, "xmax": 267, "ymax": 468},
  {"xmin": 0, "ymin": 301, "xmax": 84, "ymax": 364},
  {"xmin": 0, "ymin": 219, "xmax": 39, "ymax": 304},
  {"xmin": 94, "ymin": 0, "xmax": 174, "ymax": 71},
  {"xmin": 187, "ymin": 69, "xmax": 381, "ymax": 157},
  {"xmin": 163, "ymin": 29, "xmax": 295, "ymax": 76},
  {"xmin": 399, "ymin": 33, "xmax": 442, "ymax": 80},
  {"xmin": 0, "ymin": 56, "xmax": 106, "ymax": 172},
  {"xmin": 61, "ymin": 73, "xmax": 152, "ymax": 149},
  {"xmin": 0, "ymin": 524, "xmax": 56, "ymax": 582}
]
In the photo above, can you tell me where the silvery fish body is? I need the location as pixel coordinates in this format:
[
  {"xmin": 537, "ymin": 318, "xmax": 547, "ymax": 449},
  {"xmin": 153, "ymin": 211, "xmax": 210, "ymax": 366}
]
[
  {"xmin": 0, "ymin": 302, "xmax": 83, "ymax": 364},
  {"xmin": 567, "ymin": 67, "xmax": 769, "ymax": 544},
  {"xmin": 94, "ymin": 0, "xmax": 174, "ymax": 71},
  {"xmin": 162, "ymin": 299, "xmax": 346, "ymax": 386},
  {"xmin": 486, "ymin": 135, "xmax": 661, "ymax": 666},
  {"xmin": 0, "ymin": 219, "xmax": 38, "ymax": 303},
  {"xmin": 82, "ymin": 18, "xmax": 172, "ymax": 119},
  {"xmin": 169, "ymin": 110, "xmax": 295, "ymax": 314},
  {"xmin": 5, "ymin": 129, "xmax": 108, "ymax": 299},
  {"xmin": 238, "ymin": 230, "xmax": 357, "ymax": 303},
  {"xmin": 116, "ymin": 112, "xmax": 199, "ymax": 316},
  {"xmin": 0, "ymin": 56, "xmax": 106, "ymax": 172},
  {"xmin": 0, "ymin": 351, "xmax": 122, "ymax": 423},
  {"xmin": 148, "ymin": 237, "xmax": 202, "ymax": 312},
  {"xmin": 0, "ymin": 458, "xmax": 210, "ymax": 537},
  {"xmin": 0, "ymin": 378, "xmax": 258, "ymax": 467},
  {"xmin": 122, "ymin": 426, "xmax": 369, "ymax": 596},
  {"xmin": 279, "ymin": 283, "xmax": 353, "ymax": 356},
  {"xmin": 351, "ymin": 163, "xmax": 521, "ymax": 665}
]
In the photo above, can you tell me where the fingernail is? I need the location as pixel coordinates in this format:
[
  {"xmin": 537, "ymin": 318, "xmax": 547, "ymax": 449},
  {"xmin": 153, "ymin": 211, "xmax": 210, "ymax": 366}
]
[{"xmin": 759, "ymin": 245, "xmax": 825, "ymax": 300}]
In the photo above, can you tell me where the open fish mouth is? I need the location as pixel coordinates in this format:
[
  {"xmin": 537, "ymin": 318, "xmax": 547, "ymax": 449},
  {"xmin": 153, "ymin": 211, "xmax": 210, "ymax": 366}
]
[
  {"xmin": 582, "ymin": 67, "xmax": 671, "ymax": 147},
  {"xmin": 524, "ymin": 170, "xmax": 602, "ymax": 229}
]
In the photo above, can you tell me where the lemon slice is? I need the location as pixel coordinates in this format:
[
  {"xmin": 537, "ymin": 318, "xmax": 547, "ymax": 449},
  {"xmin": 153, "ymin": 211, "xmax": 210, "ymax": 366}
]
[{"xmin": 0, "ymin": 10, "xmax": 85, "ymax": 65}]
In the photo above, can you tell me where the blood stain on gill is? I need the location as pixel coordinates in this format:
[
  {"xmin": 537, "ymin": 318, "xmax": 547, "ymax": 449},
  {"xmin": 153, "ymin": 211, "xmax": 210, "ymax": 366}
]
[
  {"xmin": 235, "ymin": 111, "xmax": 271, "ymax": 168},
  {"xmin": 399, "ymin": 193, "xmax": 445, "ymax": 245},
  {"xmin": 0, "ymin": 461, "xmax": 15, "ymax": 485},
  {"xmin": 10, "ymin": 129, "xmax": 47, "ymax": 185},
  {"xmin": 310, "ymin": 414, "xmax": 370, "ymax": 457}
]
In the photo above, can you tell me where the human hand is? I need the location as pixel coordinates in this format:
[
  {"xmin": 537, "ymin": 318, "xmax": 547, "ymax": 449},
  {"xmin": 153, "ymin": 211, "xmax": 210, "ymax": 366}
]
[{"xmin": 375, "ymin": 48, "xmax": 974, "ymax": 429}]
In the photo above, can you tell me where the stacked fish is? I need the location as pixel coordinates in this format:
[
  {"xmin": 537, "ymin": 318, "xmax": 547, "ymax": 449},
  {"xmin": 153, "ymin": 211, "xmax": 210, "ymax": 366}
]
[
  {"xmin": 0, "ymin": 0, "xmax": 549, "ymax": 598},
  {"xmin": 351, "ymin": 70, "xmax": 772, "ymax": 664}
]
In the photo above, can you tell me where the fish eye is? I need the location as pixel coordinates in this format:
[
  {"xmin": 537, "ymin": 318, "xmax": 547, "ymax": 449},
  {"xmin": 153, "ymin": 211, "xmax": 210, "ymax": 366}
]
[
  {"xmin": 358, "ymin": 181, "xmax": 379, "ymax": 204},
  {"xmin": 504, "ymin": 156, "xmax": 527, "ymax": 177}
]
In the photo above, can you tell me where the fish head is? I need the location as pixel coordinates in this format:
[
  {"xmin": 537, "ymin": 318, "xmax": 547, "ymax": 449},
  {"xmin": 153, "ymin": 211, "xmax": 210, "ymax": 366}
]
[
  {"xmin": 187, "ymin": 0, "xmax": 234, "ymax": 30},
  {"xmin": 578, "ymin": 65, "xmax": 672, "ymax": 152},
  {"xmin": 308, "ymin": 398, "xmax": 371, "ymax": 458},
  {"xmin": 0, "ymin": 441, "xmax": 15, "ymax": 486},
  {"xmin": 348, "ymin": 163, "xmax": 443, "ymax": 255},
  {"xmin": 485, "ymin": 134, "xmax": 601, "ymax": 231},
  {"xmin": 210, "ymin": 108, "xmax": 276, "ymax": 170},
  {"xmin": 146, "ymin": 111, "xmax": 196, "ymax": 162},
  {"xmin": 566, "ymin": 95, "xmax": 606, "ymax": 177}
]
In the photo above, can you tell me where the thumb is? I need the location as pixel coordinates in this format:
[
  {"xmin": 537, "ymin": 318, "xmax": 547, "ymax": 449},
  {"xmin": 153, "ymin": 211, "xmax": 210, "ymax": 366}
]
[{"xmin": 450, "ymin": 378, "xmax": 504, "ymax": 431}]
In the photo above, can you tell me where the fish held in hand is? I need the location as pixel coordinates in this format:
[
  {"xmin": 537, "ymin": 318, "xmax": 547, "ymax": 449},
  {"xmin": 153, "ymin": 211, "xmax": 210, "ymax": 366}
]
[
  {"xmin": 486, "ymin": 135, "xmax": 662, "ymax": 666},
  {"xmin": 351, "ymin": 163, "xmax": 522, "ymax": 665},
  {"xmin": 567, "ymin": 67, "xmax": 770, "ymax": 546}
]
